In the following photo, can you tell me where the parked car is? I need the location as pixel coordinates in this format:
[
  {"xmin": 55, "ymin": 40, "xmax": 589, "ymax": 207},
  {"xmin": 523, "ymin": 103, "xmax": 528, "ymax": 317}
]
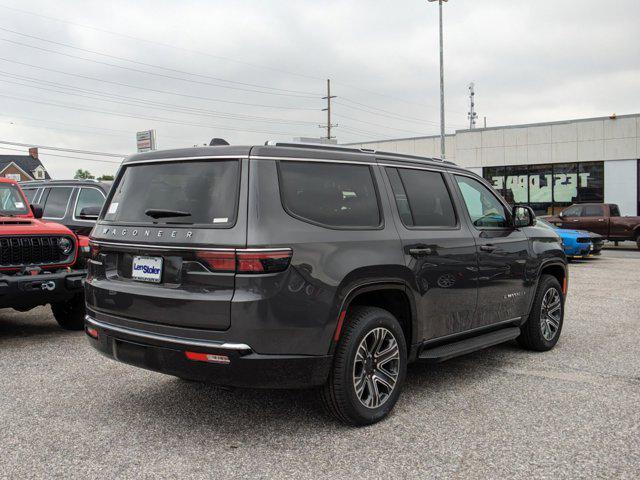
[
  {"xmin": 546, "ymin": 203, "xmax": 640, "ymax": 249},
  {"xmin": 0, "ymin": 178, "xmax": 86, "ymax": 329},
  {"xmin": 536, "ymin": 218, "xmax": 595, "ymax": 259},
  {"xmin": 19, "ymin": 179, "xmax": 111, "ymax": 236},
  {"xmin": 85, "ymin": 142, "xmax": 568, "ymax": 425}
]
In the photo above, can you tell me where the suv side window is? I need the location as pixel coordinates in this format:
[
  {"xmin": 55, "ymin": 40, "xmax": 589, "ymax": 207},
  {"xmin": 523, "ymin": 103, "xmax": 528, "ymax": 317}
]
[
  {"xmin": 278, "ymin": 161, "xmax": 381, "ymax": 228},
  {"xmin": 582, "ymin": 204, "xmax": 604, "ymax": 217},
  {"xmin": 455, "ymin": 175, "xmax": 509, "ymax": 228},
  {"xmin": 42, "ymin": 187, "xmax": 73, "ymax": 219},
  {"xmin": 22, "ymin": 188, "xmax": 38, "ymax": 202},
  {"xmin": 75, "ymin": 188, "xmax": 106, "ymax": 218},
  {"xmin": 562, "ymin": 205, "xmax": 582, "ymax": 217},
  {"xmin": 386, "ymin": 167, "xmax": 456, "ymax": 227}
]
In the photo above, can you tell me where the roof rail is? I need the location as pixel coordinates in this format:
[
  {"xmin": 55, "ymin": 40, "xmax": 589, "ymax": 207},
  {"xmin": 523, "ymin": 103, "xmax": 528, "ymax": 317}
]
[{"xmin": 264, "ymin": 141, "xmax": 456, "ymax": 166}]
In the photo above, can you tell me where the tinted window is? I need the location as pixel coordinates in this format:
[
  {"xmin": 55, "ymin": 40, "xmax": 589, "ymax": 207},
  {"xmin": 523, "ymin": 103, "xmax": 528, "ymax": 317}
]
[
  {"xmin": 455, "ymin": 176, "xmax": 508, "ymax": 228},
  {"xmin": 387, "ymin": 167, "xmax": 456, "ymax": 227},
  {"xmin": 278, "ymin": 161, "xmax": 380, "ymax": 228},
  {"xmin": 582, "ymin": 204, "xmax": 604, "ymax": 217},
  {"xmin": 562, "ymin": 205, "xmax": 582, "ymax": 217},
  {"xmin": 105, "ymin": 160, "xmax": 240, "ymax": 226},
  {"xmin": 22, "ymin": 188, "xmax": 38, "ymax": 202},
  {"xmin": 43, "ymin": 187, "xmax": 73, "ymax": 218},
  {"xmin": 610, "ymin": 205, "xmax": 620, "ymax": 217},
  {"xmin": 75, "ymin": 188, "xmax": 106, "ymax": 217}
]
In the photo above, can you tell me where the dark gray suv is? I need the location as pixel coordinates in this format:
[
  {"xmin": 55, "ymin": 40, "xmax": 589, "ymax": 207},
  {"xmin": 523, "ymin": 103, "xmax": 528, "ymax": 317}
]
[{"xmin": 85, "ymin": 142, "xmax": 567, "ymax": 425}]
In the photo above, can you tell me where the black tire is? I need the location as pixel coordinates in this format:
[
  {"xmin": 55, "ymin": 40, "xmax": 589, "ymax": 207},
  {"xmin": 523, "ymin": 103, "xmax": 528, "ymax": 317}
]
[
  {"xmin": 51, "ymin": 293, "xmax": 86, "ymax": 331},
  {"xmin": 320, "ymin": 306, "xmax": 407, "ymax": 426},
  {"xmin": 635, "ymin": 233, "xmax": 640, "ymax": 250},
  {"xmin": 517, "ymin": 274, "xmax": 564, "ymax": 351}
]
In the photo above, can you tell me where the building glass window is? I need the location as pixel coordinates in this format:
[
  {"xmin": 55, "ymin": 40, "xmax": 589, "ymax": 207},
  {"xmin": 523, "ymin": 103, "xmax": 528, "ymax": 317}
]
[
  {"xmin": 504, "ymin": 165, "xmax": 529, "ymax": 205},
  {"xmin": 483, "ymin": 161, "xmax": 604, "ymax": 216}
]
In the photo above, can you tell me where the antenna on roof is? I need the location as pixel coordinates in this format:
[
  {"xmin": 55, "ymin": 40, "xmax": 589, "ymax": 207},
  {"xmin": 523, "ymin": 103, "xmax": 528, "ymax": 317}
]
[{"xmin": 209, "ymin": 138, "xmax": 229, "ymax": 146}]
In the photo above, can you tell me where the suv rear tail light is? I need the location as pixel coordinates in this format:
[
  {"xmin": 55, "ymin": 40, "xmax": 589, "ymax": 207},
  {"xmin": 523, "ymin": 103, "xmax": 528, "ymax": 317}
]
[
  {"xmin": 196, "ymin": 249, "xmax": 292, "ymax": 274},
  {"xmin": 195, "ymin": 251, "xmax": 236, "ymax": 272}
]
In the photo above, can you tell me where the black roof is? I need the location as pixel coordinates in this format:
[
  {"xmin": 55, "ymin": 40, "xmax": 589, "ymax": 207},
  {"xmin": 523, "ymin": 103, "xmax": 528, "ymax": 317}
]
[
  {"xmin": 0, "ymin": 155, "xmax": 51, "ymax": 179},
  {"xmin": 122, "ymin": 143, "xmax": 462, "ymax": 172}
]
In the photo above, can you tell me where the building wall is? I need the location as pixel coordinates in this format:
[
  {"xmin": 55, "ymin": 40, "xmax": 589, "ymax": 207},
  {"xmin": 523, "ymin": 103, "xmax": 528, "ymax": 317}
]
[{"xmin": 346, "ymin": 114, "xmax": 640, "ymax": 215}]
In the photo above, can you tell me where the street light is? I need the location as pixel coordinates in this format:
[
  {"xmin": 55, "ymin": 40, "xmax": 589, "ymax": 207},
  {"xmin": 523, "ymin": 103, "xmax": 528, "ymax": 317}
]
[{"xmin": 428, "ymin": 0, "xmax": 447, "ymax": 159}]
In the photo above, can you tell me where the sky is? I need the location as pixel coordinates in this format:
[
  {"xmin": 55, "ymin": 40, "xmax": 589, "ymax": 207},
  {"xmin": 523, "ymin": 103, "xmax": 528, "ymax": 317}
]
[{"xmin": 0, "ymin": 0, "xmax": 639, "ymax": 178}]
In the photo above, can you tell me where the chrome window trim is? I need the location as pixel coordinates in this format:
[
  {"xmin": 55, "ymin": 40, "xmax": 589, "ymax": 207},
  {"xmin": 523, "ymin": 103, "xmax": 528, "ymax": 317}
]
[
  {"xmin": 125, "ymin": 155, "xmax": 248, "ymax": 165},
  {"xmin": 85, "ymin": 316, "xmax": 252, "ymax": 351},
  {"xmin": 72, "ymin": 186, "xmax": 106, "ymax": 223}
]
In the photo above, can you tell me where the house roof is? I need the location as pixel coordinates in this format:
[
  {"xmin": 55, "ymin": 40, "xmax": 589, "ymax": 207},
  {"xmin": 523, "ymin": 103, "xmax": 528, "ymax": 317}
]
[{"xmin": 0, "ymin": 155, "xmax": 51, "ymax": 179}]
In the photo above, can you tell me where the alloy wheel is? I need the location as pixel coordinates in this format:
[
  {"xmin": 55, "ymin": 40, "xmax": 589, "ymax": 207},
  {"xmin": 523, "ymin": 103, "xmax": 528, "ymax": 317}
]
[
  {"xmin": 540, "ymin": 287, "xmax": 562, "ymax": 341},
  {"xmin": 352, "ymin": 327, "xmax": 400, "ymax": 409}
]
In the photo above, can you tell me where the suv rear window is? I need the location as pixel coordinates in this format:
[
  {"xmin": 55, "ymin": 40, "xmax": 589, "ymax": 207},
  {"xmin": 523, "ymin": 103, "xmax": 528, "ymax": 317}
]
[
  {"xmin": 104, "ymin": 160, "xmax": 240, "ymax": 226},
  {"xmin": 278, "ymin": 161, "xmax": 381, "ymax": 228}
]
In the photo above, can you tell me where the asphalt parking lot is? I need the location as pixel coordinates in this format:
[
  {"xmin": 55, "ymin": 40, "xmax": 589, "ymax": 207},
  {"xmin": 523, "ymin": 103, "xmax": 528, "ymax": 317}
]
[{"xmin": 1, "ymin": 250, "xmax": 639, "ymax": 479}]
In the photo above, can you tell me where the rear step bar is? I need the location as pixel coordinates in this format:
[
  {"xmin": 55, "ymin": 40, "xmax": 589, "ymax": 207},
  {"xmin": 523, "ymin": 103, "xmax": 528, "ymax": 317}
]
[{"xmin": 418, "ymin": 327, "xmax": 521, "ymax": 363}]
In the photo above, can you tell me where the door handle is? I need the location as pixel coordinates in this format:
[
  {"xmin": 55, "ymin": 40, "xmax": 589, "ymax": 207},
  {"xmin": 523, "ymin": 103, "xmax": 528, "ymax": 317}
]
[
  {"xmin": 480, "ymin": 244, "xmax": 496, "ymax": 252},
  {"xmin": 408, "ymin": 247, "xmax": 433, "ymax": 257},
  {"xmin": 571, "ymin": 219, "xmax": 579, "ymax": 222},
  {"xmin": 597, "ymin": 219, "xmax": 604, "ymax": 222}
]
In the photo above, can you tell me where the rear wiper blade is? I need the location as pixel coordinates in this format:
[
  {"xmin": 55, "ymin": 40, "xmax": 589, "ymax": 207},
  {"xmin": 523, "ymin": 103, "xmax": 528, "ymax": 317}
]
[{"xmin": 144, "ymin": 209, "xmax": 192, "ymax": 219}]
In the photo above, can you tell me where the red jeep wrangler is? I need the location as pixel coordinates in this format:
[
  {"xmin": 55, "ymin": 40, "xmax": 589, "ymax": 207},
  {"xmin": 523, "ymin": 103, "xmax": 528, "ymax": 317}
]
[{"xmin": 0, "ymin": 177, "xmax": 86, "ymax": 330}]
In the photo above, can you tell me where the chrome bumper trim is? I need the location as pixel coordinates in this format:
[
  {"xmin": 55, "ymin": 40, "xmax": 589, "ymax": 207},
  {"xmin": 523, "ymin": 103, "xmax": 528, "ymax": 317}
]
[{"xmin": 85, "ymin": 315, "xmax": 252, "ymax": 352}]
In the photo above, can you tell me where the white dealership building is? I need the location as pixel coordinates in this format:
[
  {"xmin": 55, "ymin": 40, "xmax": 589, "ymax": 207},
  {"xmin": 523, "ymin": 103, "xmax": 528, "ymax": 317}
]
[{"xmin": 346, "ymin": 113, "xmax": 640, "ymax": 216}]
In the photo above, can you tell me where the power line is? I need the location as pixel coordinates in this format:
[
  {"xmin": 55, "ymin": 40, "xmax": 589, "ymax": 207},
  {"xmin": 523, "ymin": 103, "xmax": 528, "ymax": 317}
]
[
  {"xmin": 0, "ymin": 145, "xmax": 122, "ymax": 164},
  {"xmin": 0, "ymin": 2, "xmax": 467, "ymax": 116},
  {"xmin": 333, "ymin": 113, "xmax": 436, "ymax": 136},
  {"xmin": 0, "ymin": 37, "xmax": 319, "ymax": 99},
  {"xmin": 0, "ymin": 139, "xmax": 124, "ymax": 157},
  {"xmin": 0, "ymin": 2, "xmax": 324, "ymax": 82},
  {"xmin": 0, "ymin": 57, "xmax": 317, "ymax": 111},
  {"xmin": 0, "ymin": 74, "xmax": 319, "ymax": 127},
  {"xmin": 0, "ymin": 93, "xmax": 311, "ymax": 137},
  {"xmin": 0, "ymin": 26, "xmax": 319, "ymax": 96}
]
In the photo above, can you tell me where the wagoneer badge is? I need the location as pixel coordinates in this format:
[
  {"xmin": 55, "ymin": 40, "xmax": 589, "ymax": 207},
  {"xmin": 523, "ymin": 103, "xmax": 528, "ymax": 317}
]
[{"xmin": 100, "ymin": 227, "xmax": 193, "ymax": 238}]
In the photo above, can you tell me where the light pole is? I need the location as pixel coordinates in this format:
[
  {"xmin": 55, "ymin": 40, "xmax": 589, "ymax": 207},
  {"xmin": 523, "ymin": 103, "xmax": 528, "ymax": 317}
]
[{"xmin": 428, "ymin": 0, "xmax": 447, "ymax": 159}]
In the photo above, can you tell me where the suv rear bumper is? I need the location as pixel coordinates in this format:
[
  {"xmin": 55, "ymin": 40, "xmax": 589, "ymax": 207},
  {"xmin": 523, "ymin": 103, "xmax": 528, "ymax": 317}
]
[
  {"xmin": 0, "ymin": 269, "xmax": 86, "ymax": 309},
  {"xmin": 85, "ymin": 315, "xmax": 332, "ymax": 389}
]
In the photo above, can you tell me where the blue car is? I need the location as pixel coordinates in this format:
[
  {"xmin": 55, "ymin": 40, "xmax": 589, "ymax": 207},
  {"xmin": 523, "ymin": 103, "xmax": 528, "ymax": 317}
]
[{"xmin": 537, "ymin": 218, "xmax": 593, "ymax": 259}]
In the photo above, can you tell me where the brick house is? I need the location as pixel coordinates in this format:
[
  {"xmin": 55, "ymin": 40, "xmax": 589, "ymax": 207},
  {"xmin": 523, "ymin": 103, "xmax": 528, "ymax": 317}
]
[{"xmin": 0, "ymin": 148, "xmax": 51, "ymax": 181}]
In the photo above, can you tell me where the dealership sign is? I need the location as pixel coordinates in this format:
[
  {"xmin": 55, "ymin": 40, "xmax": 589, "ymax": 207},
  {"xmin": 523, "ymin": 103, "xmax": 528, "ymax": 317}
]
[{"xmin": 136, "ymin": 130, "xmax": 157, "ymax": 153}]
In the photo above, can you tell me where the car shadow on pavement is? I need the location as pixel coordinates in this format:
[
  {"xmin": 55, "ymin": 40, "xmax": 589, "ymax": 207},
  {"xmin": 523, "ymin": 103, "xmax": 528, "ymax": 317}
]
[
  {"xmin": 0, "ymin": 309, "xmax": 70, "ymax": 342},
  {"xmin": 106, "ymin": 342, "xmax": 521, "ymax": 434}
]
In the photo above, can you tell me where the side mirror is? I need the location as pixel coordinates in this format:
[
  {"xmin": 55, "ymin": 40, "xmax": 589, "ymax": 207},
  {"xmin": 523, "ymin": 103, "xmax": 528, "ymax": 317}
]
[
  {"xmin": 30, "ymin": 204, "xmax": 43, "ymax": 219},
  {"xmin": 78, "ymin": 205, "xmax": 101, "ymax": 220},
  {"xmin": 512, "ymin": 205, "xmax": 535, "ymax": 228}
]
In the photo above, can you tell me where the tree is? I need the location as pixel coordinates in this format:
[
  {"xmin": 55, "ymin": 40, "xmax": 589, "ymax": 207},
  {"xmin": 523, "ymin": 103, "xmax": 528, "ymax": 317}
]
[
  {"xmin": 97, "ymin": 174, "xmax": 114, "ymax": 181},
  {"xmin": 74, "ymin": 169, "xmax": 94, "ymax": 179}
]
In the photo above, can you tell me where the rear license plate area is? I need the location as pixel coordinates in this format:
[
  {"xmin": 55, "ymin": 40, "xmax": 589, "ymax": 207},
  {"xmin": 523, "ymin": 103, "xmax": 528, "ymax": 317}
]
[{"xmin": 132, "ymin": 255, "xmax": 163, "ymax": 283}]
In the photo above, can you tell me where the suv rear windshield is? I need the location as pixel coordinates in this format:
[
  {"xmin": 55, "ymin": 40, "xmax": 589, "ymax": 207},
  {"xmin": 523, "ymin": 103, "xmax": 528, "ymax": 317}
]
[
  {"xmin": 104, "ymin": 160, "xmax": 240, "ymax": 226},
  {"xmin": 0, "ymin": 183, "xmax": 29, "ymax": 215}
]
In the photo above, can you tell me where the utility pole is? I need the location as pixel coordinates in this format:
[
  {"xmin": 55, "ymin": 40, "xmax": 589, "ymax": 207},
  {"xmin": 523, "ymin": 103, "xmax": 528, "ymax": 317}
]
[
  {"xmin": 428, "ymin": 0, "xmax": 447, "ymax": 159},
  {"xmin": 468, "ymin": 82, "xmax": 478, "ymax": 129},
  {"xmin": 320, "ymin": 79, "xmax": 337, "ymax": 140}
]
